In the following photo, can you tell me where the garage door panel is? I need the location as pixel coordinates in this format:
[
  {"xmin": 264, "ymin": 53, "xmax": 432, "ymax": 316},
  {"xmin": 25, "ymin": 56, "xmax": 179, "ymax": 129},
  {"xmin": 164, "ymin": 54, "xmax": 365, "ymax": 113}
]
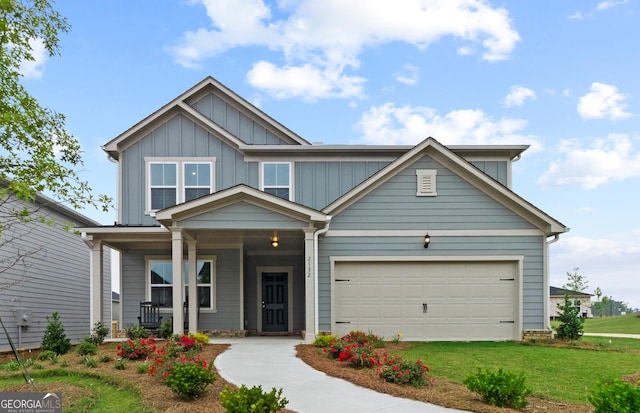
[{"xmin": 334, "ymin": 261, "xmax": 518, "ymax": 341}]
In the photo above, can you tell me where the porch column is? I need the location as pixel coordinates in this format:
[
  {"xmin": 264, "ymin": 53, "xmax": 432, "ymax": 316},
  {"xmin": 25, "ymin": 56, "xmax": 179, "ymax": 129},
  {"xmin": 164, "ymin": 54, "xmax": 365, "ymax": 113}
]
[
  {"xmin": 171, "ymin": 228, "xmax": 184, "ymax": 334},
  {"xmin": 303, "ymin": 228, "xmax": 316, "ymax": 342},
  {"xmin": 187, "ymin": 240, "xmax": 198, "ymax": 334},
  {"xmin": 90, "ymin": 240, "xmax": 104, "ymax": 327}
]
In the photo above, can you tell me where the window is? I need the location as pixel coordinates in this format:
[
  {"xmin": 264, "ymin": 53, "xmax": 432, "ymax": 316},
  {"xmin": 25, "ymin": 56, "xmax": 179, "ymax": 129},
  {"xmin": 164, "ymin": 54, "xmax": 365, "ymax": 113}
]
[
  {"xmin": 146, "ymin": 158, "xmax": 215, "ymax": 211},
  {"xmin": 148, "ymin": 257, "xmax": 216, "ymax": 310},
  {"xmin": 416, "ymin": 169, "xmax": 437, "ymax": 196},
  {"xmin": 262, "ymin": 162, "xmax": 291, "ymax": 200}
]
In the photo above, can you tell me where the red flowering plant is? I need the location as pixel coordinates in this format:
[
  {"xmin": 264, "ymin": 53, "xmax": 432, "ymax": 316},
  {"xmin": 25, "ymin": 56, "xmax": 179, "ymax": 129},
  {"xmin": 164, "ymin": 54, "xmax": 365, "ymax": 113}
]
[
  {"xmin": 325, "ymin": 331, "xmax": 386, "ymax": 368},
  {"xmin": 116, "ymin": 337, "xmax": 156, "ymax": 360},
  {"xmin": 378, "ymin": 355, "xmax": 434, "ymax": 387}
]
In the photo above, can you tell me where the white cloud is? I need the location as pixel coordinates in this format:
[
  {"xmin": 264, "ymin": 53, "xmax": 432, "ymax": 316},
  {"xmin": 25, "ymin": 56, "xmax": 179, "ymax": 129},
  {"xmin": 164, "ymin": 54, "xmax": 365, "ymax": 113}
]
[
  {"xmin": 568, "ymin": 12, "xmax": 584, "ymax": 20},
  {"xmin": 538, "ymin": 134, "xmax": 640, "ymax": 189},
  {"xmin": 504, "ymin": 85, "xmax": 536, "ymax": 107},
  {"xmin": 170, "ymin": 0, "xmax": 520, "ymax": 99},
  {"xmin": 19, "ymin": 38, "xmax": 48, "ymax": 79},
  {"xmin": 597, "ymin": 0, "xmax": 629, "ymax": 11},
  {"xmin": 550, "ymin": 234, "xmax": 640, "ymax": 309},
  {"xmin": 395, "ymin": 64, "xmax": 419, "ymax": 86},
  {"xmin": 577, "ymin": 82, "xmax": 632, "ymax": 120},
  {"xmin": 354, "ymin": 103, "xmax": 541, "ymax": 148}
]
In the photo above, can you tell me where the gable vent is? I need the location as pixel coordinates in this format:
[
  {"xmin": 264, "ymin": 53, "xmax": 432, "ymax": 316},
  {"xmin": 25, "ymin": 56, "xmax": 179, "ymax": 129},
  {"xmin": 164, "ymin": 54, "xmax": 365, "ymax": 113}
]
[{"xmin": 416, "ymin": 170, "xmax": 437, "ymax": 197}]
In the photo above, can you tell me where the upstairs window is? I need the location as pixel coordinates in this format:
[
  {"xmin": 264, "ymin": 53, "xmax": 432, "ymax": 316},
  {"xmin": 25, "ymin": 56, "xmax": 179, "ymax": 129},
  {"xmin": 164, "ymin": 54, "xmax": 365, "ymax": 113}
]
[
  {"xmin": 262, "ymin": 162, "xmax": 292, "ymax": 201},
  {"xmin": 146, "ymin": 158, "xmax": 215, "ymax": 212}
]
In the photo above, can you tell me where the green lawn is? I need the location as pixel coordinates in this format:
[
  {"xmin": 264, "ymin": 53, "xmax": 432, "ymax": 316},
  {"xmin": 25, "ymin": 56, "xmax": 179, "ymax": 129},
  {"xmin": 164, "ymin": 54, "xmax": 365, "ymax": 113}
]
[
  {"xmin": 398, "ymin": 341, "xmax": 640, "ymax": 404},
  {"xmin": 584, "ymin": 313, "xmax": 640, "ymax": 334}
]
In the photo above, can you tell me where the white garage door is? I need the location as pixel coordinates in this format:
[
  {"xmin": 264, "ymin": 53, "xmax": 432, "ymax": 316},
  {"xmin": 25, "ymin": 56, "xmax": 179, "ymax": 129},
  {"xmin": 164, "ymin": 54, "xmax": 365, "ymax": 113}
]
[{"xmin": 333, "ymin": 261, "xmax": 519, "ymax": 341}]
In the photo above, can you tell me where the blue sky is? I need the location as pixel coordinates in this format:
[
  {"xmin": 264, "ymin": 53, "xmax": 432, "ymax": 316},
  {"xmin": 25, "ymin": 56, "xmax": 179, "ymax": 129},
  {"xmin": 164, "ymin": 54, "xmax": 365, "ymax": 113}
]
[{"xmin": 22, "ymin": 0, "xmax": 639, "ymax": 308}]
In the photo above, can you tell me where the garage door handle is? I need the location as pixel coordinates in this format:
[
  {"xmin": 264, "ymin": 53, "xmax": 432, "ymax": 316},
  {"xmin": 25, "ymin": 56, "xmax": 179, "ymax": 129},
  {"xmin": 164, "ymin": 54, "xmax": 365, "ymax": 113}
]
[
  {"xmin": 423, "ymin": 303, "xmax": 428, "ymax": 313},
  {"xmin": 335, "ymin": 321, "xmax": 351, "ymax": 324},
  {"xmin": 499, "ymin": 320, "xmax": 515, "ymax": 324}
]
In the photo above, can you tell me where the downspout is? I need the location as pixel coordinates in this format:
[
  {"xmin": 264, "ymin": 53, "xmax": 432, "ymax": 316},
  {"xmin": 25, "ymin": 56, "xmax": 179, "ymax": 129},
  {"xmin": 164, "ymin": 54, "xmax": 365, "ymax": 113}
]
[
  {"xmin": 81, "ymin": 232, "xmax": 93, "ymax": 248},
  {"xmin": 314, "ymin": 216, "xmax": 332, "ymax": 334},
  {"xmin": 544, "ymin": 234, "xmax": 561, "ymax": 331}
]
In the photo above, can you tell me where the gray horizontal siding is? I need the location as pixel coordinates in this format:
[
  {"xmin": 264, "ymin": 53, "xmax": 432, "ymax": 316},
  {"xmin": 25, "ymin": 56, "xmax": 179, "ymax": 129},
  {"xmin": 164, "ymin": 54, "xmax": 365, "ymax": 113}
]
[
  {"xmin": 0, "ymin": 197, "xmax": 110, "ymax": 351},
  {"xmin": 120, "ymin": 248, "xmax": 241, "ymax": 331},
  {"xmin": 192, "ymin": 93, "xmax": 287, "ymax": 145},
  {"xmin": 317, "ymin": 235, "xmax": 545, "ymax": 331},
  {"xmin": 330, "ymin": 156, "xmax": 536, "ymax": 230},
  {"xmin": 180, "ymin": 202, "xmax": 308, "ymax": 230},
  {"xmin": 295, "ymin": 161, "xmax": 388, "ymax": 210}
]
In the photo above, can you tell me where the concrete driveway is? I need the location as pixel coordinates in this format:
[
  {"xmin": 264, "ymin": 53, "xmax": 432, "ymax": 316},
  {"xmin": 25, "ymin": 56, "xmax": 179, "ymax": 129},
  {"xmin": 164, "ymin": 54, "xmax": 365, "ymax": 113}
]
[{"xmin": 212, "ymin": 336, "xmax": 468, "ymax": 413}]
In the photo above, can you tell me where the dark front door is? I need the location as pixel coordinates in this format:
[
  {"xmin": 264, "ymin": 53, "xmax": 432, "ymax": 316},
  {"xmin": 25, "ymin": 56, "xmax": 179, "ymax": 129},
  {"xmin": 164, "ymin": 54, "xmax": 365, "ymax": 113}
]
[{"xmin": 262, "ymin": 272, "xmax": 288, "ymax": 332}]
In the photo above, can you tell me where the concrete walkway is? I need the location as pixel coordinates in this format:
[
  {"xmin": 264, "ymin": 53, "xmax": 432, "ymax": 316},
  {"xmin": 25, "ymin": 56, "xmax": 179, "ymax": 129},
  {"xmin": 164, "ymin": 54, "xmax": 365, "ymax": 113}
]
[{"xmin": 213, "ymin": 336, "xmax": 467, "ymax": 413}]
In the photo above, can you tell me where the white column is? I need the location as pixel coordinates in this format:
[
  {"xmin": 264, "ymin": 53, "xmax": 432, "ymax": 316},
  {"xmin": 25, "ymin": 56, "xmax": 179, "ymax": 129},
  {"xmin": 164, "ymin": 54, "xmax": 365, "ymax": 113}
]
[
  {"xmin": 171, "ymin": 228, "xmax": 184, "ymax": 335},
  {"xmin": 90, "ymin": 240, "xmax": 104, "ymax": 327},
  {"xmin": 303, "ymin": 228, "xmax": 316, "ymax": 342},
  {"xmin": 187, "ymin": 240, "xmax": 198, "ymax": 334}
]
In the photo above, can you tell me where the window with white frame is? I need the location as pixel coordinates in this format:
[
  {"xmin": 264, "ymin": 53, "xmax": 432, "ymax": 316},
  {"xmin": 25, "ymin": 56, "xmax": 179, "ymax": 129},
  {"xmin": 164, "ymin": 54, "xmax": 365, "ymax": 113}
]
[
  {"xmin": 148, "ymin": 257, "xmax": 216, "ymax": 310},
  {"xmin": 146, "ymin": 158, "xmax": 215, "ymax": 211},
  {"xmin": 262, "ymin": 162, "xmax": 291, "ymax": 200}
]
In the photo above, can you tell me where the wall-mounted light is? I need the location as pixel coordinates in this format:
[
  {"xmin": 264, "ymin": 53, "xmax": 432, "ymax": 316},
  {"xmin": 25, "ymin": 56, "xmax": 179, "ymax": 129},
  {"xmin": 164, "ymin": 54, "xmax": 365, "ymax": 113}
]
[
  {"xmin": 271, "ymin": 235, "xmax": 279, "ymax": 248},
  {"xmin": 424, "ymin": 233, "xmax": 431, "ymax": 249}
]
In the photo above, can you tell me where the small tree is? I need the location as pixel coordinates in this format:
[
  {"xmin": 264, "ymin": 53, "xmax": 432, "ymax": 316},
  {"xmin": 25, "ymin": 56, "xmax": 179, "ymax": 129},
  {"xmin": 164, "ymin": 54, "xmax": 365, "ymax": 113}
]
[
  {"xmin": 555, "ymin": 295, "xmax": 584, "ymax": 340},
  {"xmin": 563, "ymin": 267, "xmax": 589, "ymax": 292},
  {"xmin": 41, "ymin": 312, "xmax": 71, "ymax": 354}
]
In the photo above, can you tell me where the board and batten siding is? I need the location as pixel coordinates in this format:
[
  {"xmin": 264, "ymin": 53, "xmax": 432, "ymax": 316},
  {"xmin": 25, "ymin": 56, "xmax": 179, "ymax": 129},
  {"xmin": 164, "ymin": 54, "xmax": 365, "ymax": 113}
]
[
  {"xmin": 120, "ymin": 113, "xmax": 258, "ymax": 225},
  {"xmin": 191, "ymin": 93, "xmax": 290, "ymax": 145},
  {"xmin": 317, "ymin": 236, "xmax": 545, "ymax": 331},
  {"xmin": 329, "ymin": 157, "xmax": 536, "ymax": 231},
  {"xmin": 470, "ymin": 161, "xmax": 508, "ymax": 187},
  {"xmin": 0, "ymin": 197, "xmax": 110, "ymax": 351},
  {"xmin": 295, "ymin": 161, "xmax": 389, "ymax": 211},
  {"xmin": 121, "ymin": 248, "xmax": 241, "ymax": 331}
]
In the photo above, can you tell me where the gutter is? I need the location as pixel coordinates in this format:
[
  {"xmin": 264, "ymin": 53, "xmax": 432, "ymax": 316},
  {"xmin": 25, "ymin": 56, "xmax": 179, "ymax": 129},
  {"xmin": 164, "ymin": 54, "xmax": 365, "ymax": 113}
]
[
  {"xmin": 81, "ymin": 232, "xmax": 93, "ymax": 248},
  {"xmin": 313, "ymin": 216, "xmax": 332, "ymax": 334}
]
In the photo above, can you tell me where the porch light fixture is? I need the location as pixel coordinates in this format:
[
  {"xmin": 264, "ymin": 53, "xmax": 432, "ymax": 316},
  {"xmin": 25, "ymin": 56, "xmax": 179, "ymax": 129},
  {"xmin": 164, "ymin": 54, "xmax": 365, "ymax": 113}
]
[
  {"xmin": 424, "ymin": 233, "xmax": 431, "ymax": 248},
  {"xmin": 271, "ymin": 235, "xmax": 279, "ymax": 248}
]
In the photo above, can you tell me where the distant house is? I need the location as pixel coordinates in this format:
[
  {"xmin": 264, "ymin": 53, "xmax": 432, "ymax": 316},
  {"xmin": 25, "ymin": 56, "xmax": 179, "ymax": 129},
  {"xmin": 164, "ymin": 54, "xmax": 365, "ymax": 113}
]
[
  {"xmin": 79, "ymin": 76, "xmax": 568, "ymax": 342},
  {"xmin": 0, "ymin": 188, "xmax": 111, "ymax": 351},
  {"xmin": 550, "ymin": 286, "xmax": 593, "ymax": 319},
  {"xmin": 112, "ymin": 291, "xmax": 120, "ymax": 323}
]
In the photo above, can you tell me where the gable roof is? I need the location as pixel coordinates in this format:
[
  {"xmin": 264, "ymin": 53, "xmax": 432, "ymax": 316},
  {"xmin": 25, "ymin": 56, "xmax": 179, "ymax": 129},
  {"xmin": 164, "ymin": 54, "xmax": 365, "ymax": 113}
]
[
  {"xmin": 102, "ymin": 76, "xmax": 310, "ymax": 160},
  {"xmin": 550, "ymin": 286, "xmax": 593, "ymax": 297},
  {"xmin": 323, "ymin": 137, "xmax": 569, "ymax": 236},
  {"xmin": 154, "ymin": 184, "xmax": 328, "ymax": 227}
]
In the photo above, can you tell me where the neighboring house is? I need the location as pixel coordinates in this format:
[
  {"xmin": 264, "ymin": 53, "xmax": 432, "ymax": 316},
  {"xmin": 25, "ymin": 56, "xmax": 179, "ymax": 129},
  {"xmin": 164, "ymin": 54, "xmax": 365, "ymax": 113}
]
[
  {"xmin": 0, "ymin": 188, "xmax": 111, "ymax": 351},
  {"xmin": 79, "ymin": 76, "xmax": 568, "ymax": 342},
  {"xmin": 550, "ymin": 286, "xmax": 593, "ymax": 319},
  {"xmin": 112, "ymin": 291, "xmax": 120, "ymax": 323}
]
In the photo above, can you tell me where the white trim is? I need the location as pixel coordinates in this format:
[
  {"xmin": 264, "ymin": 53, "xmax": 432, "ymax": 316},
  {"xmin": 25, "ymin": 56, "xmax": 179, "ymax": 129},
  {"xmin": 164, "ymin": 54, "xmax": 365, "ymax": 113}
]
[
  {"xmin": 144, "ymin": 157, "xmax": 216, "ymax": 213},
  {"xmin": 144, "ymin": 255, "xmax": 218, "ymax": 312},
  {"xmin": 256, "ymin": 266, "xmax": 294, "ymax": 334},
  {"xmin": 260, "ymin": 161, "xmax": 294, "ymax": 202},
  {"xmin": 326, "ymin": 229, "xmax": 544, "ymax": 237},
  {"xmin": 330, "ymin": 255, "xmax": 524, "ymax": 341},
  {"xmin": 243, "ymin": 155, "xmax": 398, "ymax": 162}
]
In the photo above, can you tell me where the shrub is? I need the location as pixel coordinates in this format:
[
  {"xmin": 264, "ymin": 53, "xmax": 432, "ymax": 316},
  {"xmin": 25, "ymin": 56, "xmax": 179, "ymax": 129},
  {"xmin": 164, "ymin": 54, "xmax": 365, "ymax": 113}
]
[
  {"xmin": 190, "ymin": 332, "xmax": 209, "ymax": 345},
  {"xmin": 158, "ymin": 319, "xmax": 172, "ymax": 339},
  {"xmin": 116, "ymin": 338, "xmax": 157, "ymax": 360},
  {"xmin": 100, "ymin": 355, "xmax": 112, "ymax": 363},
  {"xmin": 137, "ymin": 361, "xmax": 150, "ymax": 374},
  {"xmin": 114, "ymin": 358, "xmax": 128, "ymax": 370},
  {"xmin": 588, "ymin": 379, "xmax": 640, "ymax": 413},
  {"xmin": 76, "ymin": 340, "xmax": 98, "ymax": 356},
  {"xmin": 313, "ymin": 334, "xmax": 335, "ymax": 348},
  {"xmin": 41, "ymin": 312, "xmax": 71, "ymax": 355},
  {"xmin": 161, "ymin": 355, "xmax": 215, "ymax": 399},
  {"xmin": 126, "ymin": 324, "xmax": 151, "ymax": 339},
  {"xmin": 555, "ymin": 295, "xmax": 584, "ymax": 340},
  {"xmin": 219, "ymin": 384, "xmax": 288, "ymax": 413},
  {"xmin": 88, "ymin": 321, "xmax": 109, "ymax": 345},
  {"xmin": 1, "ymin": 361, "xmax": 20, "ymax": 371},
  {"xmin": 81, "ymin": 356, "xmax": 98, "ymax": 368},
  {"xmin": 464, "ymin": 368, "xmax": 531, "ymax": 409},
  {"xmin": 379, "ymin": 355, "xmax": 432, "ymax": 387},
  {"xmin": 37, "ymin": 350, "xmax": 58, "ymax": 362},
  {"xmin": 325, "ymin": 331, "xmax": 385, "ymax": 368}
]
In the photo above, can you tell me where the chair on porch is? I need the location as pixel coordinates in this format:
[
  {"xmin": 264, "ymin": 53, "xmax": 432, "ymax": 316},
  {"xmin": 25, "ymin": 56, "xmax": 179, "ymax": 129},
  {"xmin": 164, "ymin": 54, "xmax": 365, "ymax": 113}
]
[
  {"xmin": 183, "ymin": 297, "xmax": 201, "ymax": 332},
  {"xmin": 138, "ymin": 301, "xmax": 162, "ymax": 333}
]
